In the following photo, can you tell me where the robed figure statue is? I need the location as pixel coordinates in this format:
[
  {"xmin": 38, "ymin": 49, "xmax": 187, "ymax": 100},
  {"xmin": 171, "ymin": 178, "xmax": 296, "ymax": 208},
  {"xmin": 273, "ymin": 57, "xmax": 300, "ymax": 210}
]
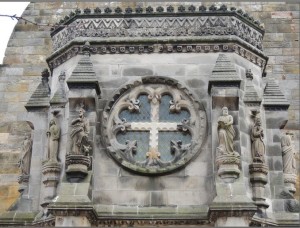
[
  {"xmin": 281, "ymin": 132, "xmax": 296, "ymax": 175},
  {"xmin": 251, "ymin": 117, "xmax": 265, "ymax": 163},
  {"xmin": 18, "ymin": 135, "xmax": 33, "ymax": 176},
  {"xmin": 70, "ymin": 107, "xmax": 90, "ymax": 155},
  {"xmin": 47, "ymin": 119, "xmax": 60, "ymax": 162},
  {"xmin": 217, "ymin": 107, "xmax": 237, "ymax": 156}
]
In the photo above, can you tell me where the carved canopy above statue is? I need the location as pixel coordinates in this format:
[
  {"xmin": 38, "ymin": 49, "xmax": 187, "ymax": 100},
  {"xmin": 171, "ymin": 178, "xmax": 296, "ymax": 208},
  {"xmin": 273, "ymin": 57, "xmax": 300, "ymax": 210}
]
[{"xmin": 102, "ymin": 77, "xmax": 207, "ymax": 174}]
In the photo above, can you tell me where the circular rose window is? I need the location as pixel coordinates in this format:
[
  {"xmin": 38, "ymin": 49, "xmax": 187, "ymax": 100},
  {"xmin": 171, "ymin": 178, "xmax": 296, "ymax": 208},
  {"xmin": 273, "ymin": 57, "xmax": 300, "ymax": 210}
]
[{"xmin": 102, "ymin": 77, "xmax": 207, "ymax": 174}]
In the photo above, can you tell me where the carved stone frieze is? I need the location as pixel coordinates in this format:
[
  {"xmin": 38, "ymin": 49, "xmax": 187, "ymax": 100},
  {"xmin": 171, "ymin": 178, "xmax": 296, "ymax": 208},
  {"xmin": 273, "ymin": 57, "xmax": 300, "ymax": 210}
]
[
  {"xmin": 51, "ymin": 14, "xmax": 263, "ymax": 52},
  {"xmin": 102, "ymin": 76, "xmax": 207, "ymax": 174},
  {"xmin": 47, "ymin": 43, "xmax": 267, "ymax": 70}
]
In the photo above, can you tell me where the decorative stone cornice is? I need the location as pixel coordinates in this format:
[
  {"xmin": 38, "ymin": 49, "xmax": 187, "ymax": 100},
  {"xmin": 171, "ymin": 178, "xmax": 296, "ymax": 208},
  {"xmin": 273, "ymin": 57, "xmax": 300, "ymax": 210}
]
[
  {"xmin": 47, "ymin": 41, "xmax": 267, "ymax": 72},
  {"xmin": 51, "ymin": 5, "xmax": 264, "ymax": 37},
  {"xmin": 263, "ymin": 78, "xmax": 290, "ymax": 110},
  {"xmin": 25, "ymin": 69, "xmax": 51, "ymax": 110},
  {"xmin": 47, "ymin": 5, "xmax": 268, "ymax": 73}
]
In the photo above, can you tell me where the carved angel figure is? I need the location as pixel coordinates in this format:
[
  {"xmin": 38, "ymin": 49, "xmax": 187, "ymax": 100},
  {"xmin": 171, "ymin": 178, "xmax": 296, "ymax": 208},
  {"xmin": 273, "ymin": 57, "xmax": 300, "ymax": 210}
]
[
  {"xmin": 47, "ymin": 119, "xmax": 60, "ymax": 162},
  {"xmin": 251, "ymin": 117, "xmax": 265, "ymax": 163},
  {"xmin": 18, "ymin": 135, "xmax": 33, "ymax": 175},
  {"xmin": 281, "ymin": 132, "xmax": 296, "ymax": 174},
  {"xmin": 217, "ymin": 107, "xmax": 236, "ymax": 156},
  {"xmin": 70, "ymin": 107, "xmax": 90, "ymax": 155}
]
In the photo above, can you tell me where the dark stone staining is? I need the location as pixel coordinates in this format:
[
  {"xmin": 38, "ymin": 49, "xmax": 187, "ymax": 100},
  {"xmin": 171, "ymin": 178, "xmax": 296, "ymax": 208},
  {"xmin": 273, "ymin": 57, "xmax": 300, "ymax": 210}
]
[
  {"xmin": 151, "ymin": 191, "xmax": 167, "ymax": 206},
  {"xmin": 267, "ymin": 144, "xmax": 282, "ymax": 156},
  {"xmin": 186, "ymin": 79, "xmax": 205, "ymax": 88},
  {"xmin": 269, "ymin": 172, "xmax": 284, "ymax": 186},
  {"xmin": 123, "ymin": 67, "xmax": 153, "ymax": 76},
  {"xmin": 268, "ymin": 157, "xmax": 274, "ymax": 171},
  {"xmin": 241, "ymin": 134, "xmax": 248, "ymax": 148},
  {"xmin": 240, "ymin": 119, "xmax": 248, "ymax": 133},
  {"xmin": 273, "ymin": 134, "xmax": 281, "ymax": 143},
  {"xmin": 212, "ymin": 97, "xmax": 239, "ymax": 110},
  {"xmin": 272, "ymin": 199, "xmax": 285, "ymax": 212},
  {"xmin": 274, "ymin": 159, "xmax": 283, "ymax": 171},
  {"xmin": 234, "ymin": 141, "xmax": 241, "ymax": 154}
]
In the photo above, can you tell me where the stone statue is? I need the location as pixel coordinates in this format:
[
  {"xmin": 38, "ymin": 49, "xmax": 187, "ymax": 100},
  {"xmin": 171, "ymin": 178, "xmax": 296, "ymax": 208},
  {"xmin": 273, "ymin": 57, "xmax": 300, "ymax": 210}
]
[
  {"xmin": 47, "ymin": 119, "xmax": 60, "ymax": 162},
  {"xmin": 217, "ymin": 107, "xmax": 237, "ymax": 156},
  {"xmin": 18, "ymin": 135, "xmax": 33, "ymax": 176},
  {"xmin": 281, "ymin": 132, "xmax": 296, "ymax": 175},
  {"xmin": 70, "ymin": 107, "xmax": 90, "ymax": 155},
  {"xmin": 251, "ymin": 117, "xmax": 265, "ymax": 163}
]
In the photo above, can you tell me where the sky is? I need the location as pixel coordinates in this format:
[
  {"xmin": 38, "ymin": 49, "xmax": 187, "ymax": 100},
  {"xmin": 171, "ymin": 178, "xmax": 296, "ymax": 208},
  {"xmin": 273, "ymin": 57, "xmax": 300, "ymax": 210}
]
[{"xmin": 0, "ymin": 2, "xmax": 29, "ymax": 64}]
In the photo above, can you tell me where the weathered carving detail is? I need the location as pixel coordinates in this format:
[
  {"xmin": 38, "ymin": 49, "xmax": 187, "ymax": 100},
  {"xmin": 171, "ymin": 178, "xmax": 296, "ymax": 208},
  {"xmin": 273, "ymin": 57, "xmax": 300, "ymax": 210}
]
[
  {"xmin": 66, "ymin": 105, "xmax": 92, "ymax": 181},
  {"xmin": 47, "ymin": 117, "xmax": 60, "ymax": 163},
  {"xmin": 251, "ymin": 115, "xmax": 266, "ymax": 164},
  {"xmin": 102, "ymin": 77, "xmax": 207, "ymax": 174},
  {"xmin": 249, "ymin": 111, "xmax": 269, "ymax": 215},
  {"xmin": 215, "ymin": 107, "xmax": 240, "ymax": 181},
  {"xmin": 18, "ymin": 135, "xmax": 33, "ymax": 192},
  {"xmin": 70, "ymin": 106, "xmax": 90, "ymax": 155},
  {"xmin": 51, "ymin": 14, "xmax": 263, "ymax": 52},
  {"xmin": 281, "ymin": 132, "xmax": 297, "ymax": 195},
  {"xmin": 48, "ymin": 43, "xmax": 267, "ymax": 70}
]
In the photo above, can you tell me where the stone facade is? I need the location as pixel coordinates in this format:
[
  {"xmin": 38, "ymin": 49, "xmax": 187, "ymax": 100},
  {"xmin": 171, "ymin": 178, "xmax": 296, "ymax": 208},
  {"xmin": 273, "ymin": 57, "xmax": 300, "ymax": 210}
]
[{"xmin": 0, "ymin": 2, "xmax": 299, "ymax": 227}]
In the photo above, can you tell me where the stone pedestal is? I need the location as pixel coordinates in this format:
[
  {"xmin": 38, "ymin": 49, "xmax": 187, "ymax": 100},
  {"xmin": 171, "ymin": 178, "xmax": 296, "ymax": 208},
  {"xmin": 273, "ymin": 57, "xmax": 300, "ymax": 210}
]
[
  {"xmin": 249, "ymin": 163, "xmax": 269, "ymax": 214},
  {"xmin": 216, "ymin": 154, "xmax": 241, "ymax": 183},
  {"xmin": 41, "ymin": 161, "xmax": 61, "ymax": 206},
  {"xmin": 65, "ymin": 154, "xmax": 91, "ymax": 182},
  {"xmin": 215, "ymin": 217, "xmax": 250, "ymax": 227},
  {"xmin": 283, "ymin": 173, "xmax": 297, "ymax": 195}
]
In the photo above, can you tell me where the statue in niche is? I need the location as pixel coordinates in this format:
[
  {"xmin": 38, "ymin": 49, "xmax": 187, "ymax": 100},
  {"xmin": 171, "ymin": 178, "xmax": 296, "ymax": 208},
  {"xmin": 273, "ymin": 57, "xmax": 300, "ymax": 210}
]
[
  {"xmin": 217, "ymin": 107, "xmax": 238, "ymax": 156},
  {"xmin": 251, "ymin": 116, "xmax": 265, "ymax": 163},
  {"xmin": 18, "ymin": 135, "xmax": 33, "ymax": 176},
  {"xmin": 281, "ymin": 132, "xmax": 296, "ymax": 175},
  {"xmin": 46, "ymin": 118, "xmax": 60, "ymax": 162},
  {"xmin": 70, "ymin": 107, "xmax": 90, "ymax": 155}
]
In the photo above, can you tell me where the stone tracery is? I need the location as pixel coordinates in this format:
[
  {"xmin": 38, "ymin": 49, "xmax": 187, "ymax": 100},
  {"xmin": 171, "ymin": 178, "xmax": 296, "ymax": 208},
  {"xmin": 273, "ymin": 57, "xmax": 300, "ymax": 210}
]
[{"xmin": 103, "ymin": 77, "xmax": 207, "ymax": 174}]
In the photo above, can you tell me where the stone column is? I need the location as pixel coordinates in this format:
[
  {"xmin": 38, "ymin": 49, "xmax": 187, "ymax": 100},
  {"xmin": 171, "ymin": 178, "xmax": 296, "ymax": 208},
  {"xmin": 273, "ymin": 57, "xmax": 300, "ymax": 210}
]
[{"xmin": 248, "ymin": 113, "xmax": 269, "ymax": 215}]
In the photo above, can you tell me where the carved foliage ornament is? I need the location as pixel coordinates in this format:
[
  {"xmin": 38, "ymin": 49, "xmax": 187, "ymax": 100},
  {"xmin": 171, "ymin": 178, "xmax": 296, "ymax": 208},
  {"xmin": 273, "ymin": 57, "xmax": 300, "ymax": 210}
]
[{"xmin": 102, "ymin": 77, "xmax": 207, "ymax": 174}]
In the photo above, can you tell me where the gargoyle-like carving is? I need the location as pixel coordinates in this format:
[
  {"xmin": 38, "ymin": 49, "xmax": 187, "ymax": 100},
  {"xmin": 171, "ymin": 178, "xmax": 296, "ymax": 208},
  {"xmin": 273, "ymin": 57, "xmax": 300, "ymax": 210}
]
[
  {"xmin": 178, "ymin": 119, "xmax": 194, "ymax": 134},
  {"xmin": 121, "ymin": 140, "xmax": 137, "ymax": 162},
  {"xmin": 170, "ymin": 140, "xmax": 191, "ymax": 163}
]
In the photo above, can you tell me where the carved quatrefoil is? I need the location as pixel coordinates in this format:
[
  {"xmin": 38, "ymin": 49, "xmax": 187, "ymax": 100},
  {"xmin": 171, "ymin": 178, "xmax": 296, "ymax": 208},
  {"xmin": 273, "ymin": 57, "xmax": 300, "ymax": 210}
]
[{"xmin": 102, "ymin": 77, "xmax": 207, "ymax": 174}]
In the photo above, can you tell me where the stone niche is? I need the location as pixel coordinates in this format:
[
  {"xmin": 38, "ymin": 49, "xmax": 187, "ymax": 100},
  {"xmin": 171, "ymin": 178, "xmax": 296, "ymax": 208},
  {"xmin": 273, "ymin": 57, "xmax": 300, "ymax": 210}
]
[{"xmin": 1, "ymin": 4, "xmax": 299, "ymax": 228}]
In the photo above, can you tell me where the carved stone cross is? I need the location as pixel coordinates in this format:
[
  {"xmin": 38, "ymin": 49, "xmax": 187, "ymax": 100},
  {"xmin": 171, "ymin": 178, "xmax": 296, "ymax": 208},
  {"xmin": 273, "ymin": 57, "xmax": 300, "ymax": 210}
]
[{"xmin": 129, "ymin": 98, "xmax": 179, "ymax": 157}]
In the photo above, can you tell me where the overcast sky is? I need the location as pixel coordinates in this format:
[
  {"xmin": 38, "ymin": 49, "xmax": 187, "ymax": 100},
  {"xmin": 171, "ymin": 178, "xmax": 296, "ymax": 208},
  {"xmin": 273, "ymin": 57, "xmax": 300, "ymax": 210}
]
[{"xmin": 0, "ymin": 2, "xmax": 29, "ymax": 64}]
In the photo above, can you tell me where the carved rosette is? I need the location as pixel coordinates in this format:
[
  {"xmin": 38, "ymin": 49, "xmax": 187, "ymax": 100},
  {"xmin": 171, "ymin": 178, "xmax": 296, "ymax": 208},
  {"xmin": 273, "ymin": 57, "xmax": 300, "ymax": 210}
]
[
  {"xmin": 65, "ymin": 154, "xmax": 91, "ymax": 181},
  {"xmin": 249, "ymin": 163, "xmax": 269, "ymax": 210},
  {"xmin": 216, "ymin": 154, "xmax": 241, "ymax": 181}
]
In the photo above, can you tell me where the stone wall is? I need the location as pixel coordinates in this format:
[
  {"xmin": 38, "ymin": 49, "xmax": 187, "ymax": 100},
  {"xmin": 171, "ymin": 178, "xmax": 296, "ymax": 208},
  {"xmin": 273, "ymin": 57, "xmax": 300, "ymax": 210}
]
[{"xmin": 0, "ymin": 1, "xmax": 299, "ymax": 212}]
